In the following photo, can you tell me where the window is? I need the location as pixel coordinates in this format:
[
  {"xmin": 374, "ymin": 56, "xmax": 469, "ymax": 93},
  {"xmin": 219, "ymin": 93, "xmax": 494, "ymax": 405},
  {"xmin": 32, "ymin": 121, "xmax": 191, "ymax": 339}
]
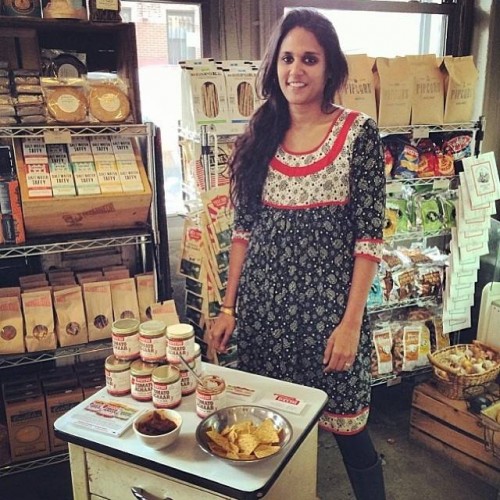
[
  {"xmin": 279, "ymin": 0, "xmax": 469, "ymax": 57},
  {"xmin": 122, "ymin": 1, "xmax": 202, "ymax": 215},
  {"xmin": 284, "ymin": 3, "xmax": 447, "ymax": 57}
]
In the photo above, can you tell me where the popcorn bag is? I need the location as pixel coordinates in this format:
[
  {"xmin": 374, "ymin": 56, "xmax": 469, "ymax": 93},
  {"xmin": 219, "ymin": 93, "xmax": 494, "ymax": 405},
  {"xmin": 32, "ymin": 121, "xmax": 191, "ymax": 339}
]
[
  {"xmin": 407, "ymin": 54, "xmax": 444, "ymax": 125},
  {"xmin": 337, "ymin": 54, "xmax": 377, "ymax": 119},
  {"xmin": 442, "ymin": 55, "xmax": 478, "ymax": 124},
  {"xmin": 374, "ymin": 57, "xmax": 412, "ymax": 127}
]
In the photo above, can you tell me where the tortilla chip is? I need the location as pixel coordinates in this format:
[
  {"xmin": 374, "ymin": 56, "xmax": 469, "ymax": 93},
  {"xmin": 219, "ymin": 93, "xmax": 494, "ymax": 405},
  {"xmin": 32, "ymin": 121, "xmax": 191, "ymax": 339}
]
[
  {"xmin": 255, "ymin": 419, "xmax": 280, "ymax": 444},
  {"xmin": 206, "ymin": 430, "xmax": 232, "ymax": 452},
  {"xmin": 205, "ymin": 417, "xmax": 283, "ymax": 460},
  {"xmin": 254, "ymin": 444, "xmax": 281, "ymax": 459},
  {"xmin": 237, "ymin": 433, "xmax": 260, "ymax": 455}
]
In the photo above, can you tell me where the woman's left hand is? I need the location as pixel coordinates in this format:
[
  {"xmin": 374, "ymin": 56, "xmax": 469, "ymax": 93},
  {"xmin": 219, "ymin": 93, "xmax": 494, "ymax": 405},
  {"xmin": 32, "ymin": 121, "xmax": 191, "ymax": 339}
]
[{"xmin": 323, "ymin": 321, "xmax": 361, "ymax": 373}]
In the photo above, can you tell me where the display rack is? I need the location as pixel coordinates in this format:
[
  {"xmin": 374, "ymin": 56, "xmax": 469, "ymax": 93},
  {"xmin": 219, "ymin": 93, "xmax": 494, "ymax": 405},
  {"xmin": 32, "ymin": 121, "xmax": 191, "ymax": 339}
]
[
  {"xmin": 0, "ymin": 122, "xmax": 164, "ymax": 476},
  {"xmin": 378, "ymin": 120, "xmax": 481, "ymax": 138},
  {"xmin": 0, "ymin": 230, "xmax": 151, "ymax": 260},
  {"xmin": 0, "ymin": 452, "xmax": 69, "ymax": 478},
  {"xmin": 0, "ymin": 16, "xmax": 174, "ymax": 481},
  {"xmin": 0, "ymin": 341, "xmax": 113, "ymax": 370}
]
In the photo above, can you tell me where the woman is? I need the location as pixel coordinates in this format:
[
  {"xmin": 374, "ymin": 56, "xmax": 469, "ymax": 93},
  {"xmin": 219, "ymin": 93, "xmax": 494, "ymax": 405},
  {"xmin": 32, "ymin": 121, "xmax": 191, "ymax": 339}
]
[{"xmin": 211, "ymin": 8, "xmax": 386, "ymax": 500}]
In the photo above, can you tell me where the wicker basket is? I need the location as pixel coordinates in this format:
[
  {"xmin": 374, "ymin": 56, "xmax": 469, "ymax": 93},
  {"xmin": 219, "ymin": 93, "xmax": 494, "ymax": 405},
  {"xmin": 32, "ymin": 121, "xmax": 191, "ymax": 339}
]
[{"xmin": 427, "ymin": 341, "xmax": 500, "ymax": 400}]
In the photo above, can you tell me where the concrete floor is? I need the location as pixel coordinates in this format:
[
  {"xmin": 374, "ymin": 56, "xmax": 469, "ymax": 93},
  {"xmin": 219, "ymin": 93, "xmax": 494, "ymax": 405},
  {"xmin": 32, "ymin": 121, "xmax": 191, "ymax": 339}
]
[{"xmin": 1, "ymin": 215, "xmax": 498, "ymax": 500}]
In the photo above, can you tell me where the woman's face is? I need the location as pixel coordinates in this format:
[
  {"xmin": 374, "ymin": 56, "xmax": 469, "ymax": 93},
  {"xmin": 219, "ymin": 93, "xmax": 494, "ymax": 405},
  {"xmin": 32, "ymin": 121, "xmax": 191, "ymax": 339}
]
[{"xmin": 277, "ymin": 27, "xmax": 328, "ymax": 109}]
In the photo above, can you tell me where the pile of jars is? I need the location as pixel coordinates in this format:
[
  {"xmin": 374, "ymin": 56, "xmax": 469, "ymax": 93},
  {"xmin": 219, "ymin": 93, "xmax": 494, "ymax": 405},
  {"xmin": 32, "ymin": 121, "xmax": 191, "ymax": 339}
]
[{"xmin": 105, "ymin": 319, "xmax": 202, "ymax": 409}]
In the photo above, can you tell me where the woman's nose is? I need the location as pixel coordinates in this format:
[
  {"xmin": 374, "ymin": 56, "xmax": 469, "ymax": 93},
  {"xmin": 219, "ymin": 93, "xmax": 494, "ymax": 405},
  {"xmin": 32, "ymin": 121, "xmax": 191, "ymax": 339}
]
[{"xmin": 289, "ymin": 60, "xmax": 304, "ymax": 74}]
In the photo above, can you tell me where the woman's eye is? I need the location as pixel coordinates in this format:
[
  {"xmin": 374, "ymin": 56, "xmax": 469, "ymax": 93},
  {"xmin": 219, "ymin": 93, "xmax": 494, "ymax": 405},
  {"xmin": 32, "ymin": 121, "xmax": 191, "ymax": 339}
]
[
  {"xmin": 281, "ymin": 55, "xmax": 293, "ymax": 64},
  {"xmin": 304, "ymin": 56, "xmax": 318, "ymax": 65}
]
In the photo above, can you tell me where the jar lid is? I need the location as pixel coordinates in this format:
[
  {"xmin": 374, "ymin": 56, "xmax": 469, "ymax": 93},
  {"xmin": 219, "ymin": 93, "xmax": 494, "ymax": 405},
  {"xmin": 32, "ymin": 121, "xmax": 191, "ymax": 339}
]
[
  {"xmin": 112, "ymin": 318, "xmax": 140, "ymax": 334},
  {"xmin": 139, "ymin": 320, "xmax": 166, "ymax": 337},
  {"xmin": 152, "ymin": 364, "xmax": 180, "ymax": 383},
  {"xmin": 105, "ymin": 355, "xmax": 131, "ymax": 371},
  {"xmin": 166, "ymin": 323, "xmax": 194, "ymax": 339},
  {"xmin": 130, "ymin": 359, "xmax": 158, "ymax": 375}
]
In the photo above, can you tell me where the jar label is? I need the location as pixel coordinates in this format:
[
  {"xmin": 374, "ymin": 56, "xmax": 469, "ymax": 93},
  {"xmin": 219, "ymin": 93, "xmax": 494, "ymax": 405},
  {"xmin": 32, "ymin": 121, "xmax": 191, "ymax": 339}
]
[
  {"xmin": 153, "ymin": 379, "xmax": 182, "ymax": 408},
  {"xmin": 167, "ymin": 337, "xmax": 195, "ymax": 362},
  {"xmin": 105, "ymin": 368, "xmax": 131, "ymax": 396},
  {"xmin": 131, "ymin": 374, "xmax": 152, "ymax": 401},
  {"xmin": 140, "ymin": 335, "xmax": 167, "ymax": 362},
  {"xmin": 181, "ymin": 370, "xmax": 197, "ymax": 396},
  {"xmin": 196, "ymin": 389, "xmax": 226, "ymax": 418},
  {"xmin": 112, "ymin": 332, "xmax": 140, "ymax": 360}
]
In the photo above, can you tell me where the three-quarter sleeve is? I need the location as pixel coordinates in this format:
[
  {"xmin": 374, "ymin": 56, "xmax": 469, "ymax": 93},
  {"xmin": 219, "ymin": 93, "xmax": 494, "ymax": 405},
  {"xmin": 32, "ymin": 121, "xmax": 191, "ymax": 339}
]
[
  {"xmin": 350, "ymin": 118, "xmax": 386, "ymax": 262},
  {"xmin": 231, "ymin": 202, "xmax": 260, "ymax": 246}
]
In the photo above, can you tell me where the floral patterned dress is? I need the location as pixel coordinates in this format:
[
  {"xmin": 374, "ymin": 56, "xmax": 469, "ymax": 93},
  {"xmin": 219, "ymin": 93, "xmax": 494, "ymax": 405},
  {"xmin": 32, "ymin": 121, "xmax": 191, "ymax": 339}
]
[{"xmin": 232, "ymin": 109, "xmax": 385, "ymax": 434}]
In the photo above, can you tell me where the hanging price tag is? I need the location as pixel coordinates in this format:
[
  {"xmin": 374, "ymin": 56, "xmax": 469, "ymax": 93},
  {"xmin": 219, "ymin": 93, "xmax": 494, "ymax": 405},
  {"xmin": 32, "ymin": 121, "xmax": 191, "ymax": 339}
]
[{"xmin": 43, "ymin": 130, "xmax": 72, "ymax": 144}]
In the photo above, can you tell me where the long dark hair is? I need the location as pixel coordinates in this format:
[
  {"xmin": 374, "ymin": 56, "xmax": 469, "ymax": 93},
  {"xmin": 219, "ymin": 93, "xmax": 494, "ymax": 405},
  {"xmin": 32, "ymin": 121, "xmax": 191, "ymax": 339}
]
[{"xmin": 229, "ymin": 8, "xmax": 349, "ymax": 209}]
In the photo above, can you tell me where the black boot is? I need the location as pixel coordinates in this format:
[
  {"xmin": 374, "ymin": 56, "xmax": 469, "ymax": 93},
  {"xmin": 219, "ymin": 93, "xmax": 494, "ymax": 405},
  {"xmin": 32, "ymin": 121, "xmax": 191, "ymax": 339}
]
[{"xmin": 345, "ymin": 456, "xmax": 386, "ymax": 500}]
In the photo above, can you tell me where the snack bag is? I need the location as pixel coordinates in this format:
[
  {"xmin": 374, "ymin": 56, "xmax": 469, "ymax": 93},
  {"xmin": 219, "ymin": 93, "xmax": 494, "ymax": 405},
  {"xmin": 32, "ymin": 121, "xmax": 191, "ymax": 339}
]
[
  {"xmin": 41, "ymin": 77, "xmax": 88, "ymax": 123},
  {"xmin": 372, "ymin": 326, "xmax": 394, "ymax": 377},
  {"xmin": 87, "ymin": 76, "xmax": 132, "ymax": 123}
]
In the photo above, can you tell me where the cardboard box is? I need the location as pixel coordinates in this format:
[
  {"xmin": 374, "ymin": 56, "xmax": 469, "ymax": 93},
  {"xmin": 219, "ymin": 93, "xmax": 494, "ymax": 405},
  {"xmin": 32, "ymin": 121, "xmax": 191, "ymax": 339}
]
[
  {"xmin": 79, "ymin": 374, "xmax": 106, "ymax": 399},
  {"xmin": 43, "ymin": 380, "xmax": 83, "ymax": 452},
  {"xmin": 13, "ymin": 138, "xmax": 152, "ymax": 236},
  {"xmin": 3, "ymin": 383, "xmax": 50, "ymax": 462}
]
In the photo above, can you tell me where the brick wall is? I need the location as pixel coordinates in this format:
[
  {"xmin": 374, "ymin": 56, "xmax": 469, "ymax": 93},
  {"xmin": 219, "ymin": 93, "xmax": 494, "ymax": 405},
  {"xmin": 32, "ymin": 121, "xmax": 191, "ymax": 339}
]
[{"xmin": 135, "ymin": 21, "xmax": 169, "ymax": 67}]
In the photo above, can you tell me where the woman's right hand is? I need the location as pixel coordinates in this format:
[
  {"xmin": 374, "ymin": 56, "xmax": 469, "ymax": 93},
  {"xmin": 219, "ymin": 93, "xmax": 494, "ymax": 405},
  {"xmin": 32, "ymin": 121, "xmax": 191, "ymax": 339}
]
[{"xmin": 210, "ymin": 314, "xmax": 236, "ymax": 353}]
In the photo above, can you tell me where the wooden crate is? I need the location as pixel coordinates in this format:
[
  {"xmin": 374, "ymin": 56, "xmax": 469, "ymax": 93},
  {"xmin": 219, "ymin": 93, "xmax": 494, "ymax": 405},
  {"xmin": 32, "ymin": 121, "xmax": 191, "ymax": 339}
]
[
  {"xmin": 13, "ymin": 139, "xmax": 152, "ymax": 237},
  {"xmin": 410, "ymin": 381, "xmax": 500, "ymax": 488}
]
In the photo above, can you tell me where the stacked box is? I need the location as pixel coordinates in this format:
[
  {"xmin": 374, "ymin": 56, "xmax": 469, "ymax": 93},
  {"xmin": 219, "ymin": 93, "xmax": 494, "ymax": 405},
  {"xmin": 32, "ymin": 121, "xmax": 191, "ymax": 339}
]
[
  {"xmin": 21, "ymin": 137, "xmax": 52, "ymax": 198},
  {"xmin": 42, "ymin": 374, "xmax": 83, "ymax": 453},
  {"xmin": 3, "ymin": 379, "xmax": 50, "ymax": 462},
  {"xmin": 67, "ymin": 136, "xmax": 101, "ymax": 195},
  {"xmin": 46, "ymin": 144, "xmax": 76, "ymax": 196},
  {"xmin": 90, "ymin": 136, "xmax": 122, "ymax": 193},
  {"xmin": 111, "ymin": 136, "xmax": 144, "ymax": 192}
]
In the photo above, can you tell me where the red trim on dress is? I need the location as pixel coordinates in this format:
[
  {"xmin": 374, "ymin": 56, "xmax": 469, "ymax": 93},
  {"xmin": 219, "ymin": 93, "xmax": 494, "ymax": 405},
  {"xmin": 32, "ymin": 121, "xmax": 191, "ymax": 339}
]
[
  {"xmin": 231, "ymin": 237, "xmax": 250, "ymax": 246},
  {"xmin": 354, "ymin": 253, "xmax": 381, "ymax": 263},
  {"xmin": 270, "ymin": 111, "xmax": 359, "ymax": 178}
]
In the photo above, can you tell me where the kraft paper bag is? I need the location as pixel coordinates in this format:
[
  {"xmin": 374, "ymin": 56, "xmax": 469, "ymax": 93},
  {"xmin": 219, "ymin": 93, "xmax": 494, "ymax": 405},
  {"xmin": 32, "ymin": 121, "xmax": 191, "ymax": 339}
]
[
  {"xmin": 442, "ymin": 55, "xmax": 478, "ymax": 123},
  {"xmin": 374, "ymin": 57, "xmax": 412, "ymax": 127}
]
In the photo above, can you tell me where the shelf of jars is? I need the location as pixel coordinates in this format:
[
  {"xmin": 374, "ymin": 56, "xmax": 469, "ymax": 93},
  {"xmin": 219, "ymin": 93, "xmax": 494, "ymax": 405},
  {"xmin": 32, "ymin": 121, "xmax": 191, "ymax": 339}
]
[{"xmin": 0, "ymin": 341, "xmax": 112, "ymax": 370}]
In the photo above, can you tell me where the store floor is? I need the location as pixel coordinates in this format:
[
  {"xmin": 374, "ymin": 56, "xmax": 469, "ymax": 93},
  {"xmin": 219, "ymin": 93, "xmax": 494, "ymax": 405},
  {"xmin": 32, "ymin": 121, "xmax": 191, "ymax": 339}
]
[{"xmin": 1, "ymin": 216, "xmax": 498, "ymax": 500}]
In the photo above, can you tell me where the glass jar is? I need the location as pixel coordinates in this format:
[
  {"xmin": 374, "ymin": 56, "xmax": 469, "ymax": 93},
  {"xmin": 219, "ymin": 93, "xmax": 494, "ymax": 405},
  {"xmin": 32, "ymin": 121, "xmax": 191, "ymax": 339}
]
[
  {"xmin": 104, "ymin": 355, "xmax": 131, "ymax": 396},
  {"xmin": 130, "ymin": 359, "xmax": 158, "ymax": 402},
  {"xmin": 195, "ymin": 375, "xmax": 226, "ymax": 418},
  {"xmin": 112, "ymin": 318, "xmax": 140, "ymax": 361},
  {"xmin": 139, "ymin": 320, "xmax": 166, "ymax": 363},
  {"xmin": 166, "ymin": 323, "xmax": 195, "ymax": 364},
  {"xmin": 152, "ymin": 365, "xmax": 182, "ymax": 409}
]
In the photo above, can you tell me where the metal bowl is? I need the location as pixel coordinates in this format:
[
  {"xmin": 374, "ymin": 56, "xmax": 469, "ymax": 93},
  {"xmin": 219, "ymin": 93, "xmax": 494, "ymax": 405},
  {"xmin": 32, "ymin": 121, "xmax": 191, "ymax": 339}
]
[{"xmin": 196, "ymin": 405, "xmax": 293, "ymax": 465}]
